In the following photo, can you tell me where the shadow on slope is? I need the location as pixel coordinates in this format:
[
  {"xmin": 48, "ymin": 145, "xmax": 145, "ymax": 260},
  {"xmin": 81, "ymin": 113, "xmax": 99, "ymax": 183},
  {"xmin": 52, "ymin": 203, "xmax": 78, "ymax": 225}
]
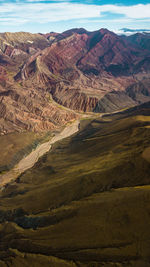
[{"xmin": 0, "ymin": 105, "xmax": 150, "ymax": 266}]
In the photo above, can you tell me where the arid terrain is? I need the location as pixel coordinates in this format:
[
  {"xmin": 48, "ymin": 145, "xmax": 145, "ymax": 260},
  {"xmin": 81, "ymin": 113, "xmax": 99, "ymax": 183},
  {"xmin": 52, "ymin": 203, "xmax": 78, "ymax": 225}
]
[
  {"xmin": 1, "ymin": 29, "xmax": 150, "ymax": 136},
  {"xmin": 0, "ymin": 29, "xmax": 150, "ymax": 266}
]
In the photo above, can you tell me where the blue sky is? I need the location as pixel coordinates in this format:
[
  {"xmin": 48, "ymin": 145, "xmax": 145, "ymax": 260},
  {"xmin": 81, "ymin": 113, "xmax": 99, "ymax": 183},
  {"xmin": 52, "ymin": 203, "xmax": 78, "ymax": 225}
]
[{"xmin": 0, "ymin": 0, "xmax": 150, "ymax": 33}]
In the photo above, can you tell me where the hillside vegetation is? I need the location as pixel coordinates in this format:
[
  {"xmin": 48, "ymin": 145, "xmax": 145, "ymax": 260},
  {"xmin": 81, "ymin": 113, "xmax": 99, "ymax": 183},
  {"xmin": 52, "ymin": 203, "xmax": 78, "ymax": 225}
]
[{"xmin": 0, "ymin": 103, "xmax": 150, "ymax": 266}]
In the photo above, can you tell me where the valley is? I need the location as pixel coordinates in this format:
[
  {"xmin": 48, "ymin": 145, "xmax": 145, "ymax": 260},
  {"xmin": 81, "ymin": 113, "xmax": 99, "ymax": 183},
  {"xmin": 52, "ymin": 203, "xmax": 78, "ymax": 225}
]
[
  {"xmin": 0, "ymin": 102, "xmax": 150, "ymax": 266},
  {"xmin": 0, "ymin": 119, "xmax": 80, "ymax": 188},
  {"xmin": 0, "ymin": 28, "xmax": 150, "ymax": 266}
]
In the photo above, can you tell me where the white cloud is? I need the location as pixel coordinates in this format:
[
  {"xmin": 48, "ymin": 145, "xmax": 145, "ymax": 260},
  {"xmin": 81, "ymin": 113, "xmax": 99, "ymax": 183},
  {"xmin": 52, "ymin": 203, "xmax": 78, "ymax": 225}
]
[
  {"xmin": 99, "ymin": 4, "xmax": 150, "ymax": 19},
  {"xmin": 0, "ymin": 2, "xmax": 149, "ymax": 26}
]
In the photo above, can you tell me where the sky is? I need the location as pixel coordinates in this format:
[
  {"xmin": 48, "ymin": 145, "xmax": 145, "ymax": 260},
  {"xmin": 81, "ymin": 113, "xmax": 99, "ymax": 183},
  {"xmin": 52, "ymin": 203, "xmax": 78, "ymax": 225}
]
[{"xmin": 0, "ymin": 0, "xmax": 150, "ymax": 33}]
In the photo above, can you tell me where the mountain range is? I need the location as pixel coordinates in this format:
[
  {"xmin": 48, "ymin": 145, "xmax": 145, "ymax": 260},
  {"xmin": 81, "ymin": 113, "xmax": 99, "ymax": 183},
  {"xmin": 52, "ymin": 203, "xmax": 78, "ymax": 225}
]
[
  {"xmin": 0, "ymin": 28, "xmax": 150, "ymax": 134},
  {"xmin": 120, "ymin": 28, "xmax": 150, "ymax": 33},
  {"xmin": 0, "ymin": 28, "xmax": 150, "ymax": 266}
]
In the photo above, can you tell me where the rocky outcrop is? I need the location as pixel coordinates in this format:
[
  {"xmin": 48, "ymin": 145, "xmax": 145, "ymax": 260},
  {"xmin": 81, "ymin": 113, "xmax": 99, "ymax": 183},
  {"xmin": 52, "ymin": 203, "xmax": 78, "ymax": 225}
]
[
  {"xmin": 0, "ymin": 83, "xmax": 77, "ymax": 135},
  {"xmin": 0, "ymin": 32, "xmax": 51, "ymax": 68},
  {"xmin": 0, "ymin": 32, "xmax": 50, "ymax": 52},
  {"xmin": 94, "ymin": 91, "xmax": 136, "ymax": 113},
  {"xmin": 53, "ymin": 88, "xmax": 99, "ymax": 112}
]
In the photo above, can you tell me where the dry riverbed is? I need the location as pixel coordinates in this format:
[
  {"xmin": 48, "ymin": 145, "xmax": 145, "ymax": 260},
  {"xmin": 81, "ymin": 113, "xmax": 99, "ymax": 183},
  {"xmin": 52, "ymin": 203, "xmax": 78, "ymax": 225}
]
[{"xmin": 0, "ymin": 120, "xmax": 80, "ymax": 188}]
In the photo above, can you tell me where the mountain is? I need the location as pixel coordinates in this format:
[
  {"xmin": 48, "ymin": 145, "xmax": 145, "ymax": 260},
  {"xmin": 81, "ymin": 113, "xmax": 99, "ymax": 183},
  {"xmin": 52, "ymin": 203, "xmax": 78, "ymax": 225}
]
[
  {"xmin": 16, "ymin": 28, "xmax": 150, "ymax": 113},
  {"xmin": 0, "ymin": 28, "xmax": 150, "ymax": 267},
  {"xmin": 0, "ymin": 32, "xmax": 49, "ymax": 54},
  {"xmin": 0, "ymin": 32, "xmax": 78, "ymax": 135},
  {"xmin": 0, "ymin": 28, "xmax": 150, "ymax": 134},
  {"xmin": 123, "ymin": 32, "xmax": 150, "ymax": 51},
  {"xmin": 120, "ymin": 28, "xmax": 150, "ymax": 33}
]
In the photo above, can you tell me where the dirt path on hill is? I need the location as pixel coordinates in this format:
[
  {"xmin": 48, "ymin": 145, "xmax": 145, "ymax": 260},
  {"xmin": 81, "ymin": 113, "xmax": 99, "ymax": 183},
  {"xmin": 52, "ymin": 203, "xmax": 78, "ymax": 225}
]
[{"xmin": 0, "ymin": 120, "xmax": 80, "ymax": 188}]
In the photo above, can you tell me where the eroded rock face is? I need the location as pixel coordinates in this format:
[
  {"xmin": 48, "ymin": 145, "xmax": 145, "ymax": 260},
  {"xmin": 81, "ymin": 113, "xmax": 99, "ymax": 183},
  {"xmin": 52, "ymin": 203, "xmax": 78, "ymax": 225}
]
[
  {"xmin": 0, "ymin": 32, "xmax": 50, "ymax": 52},
  {"xmin": 0, "ymin": 84, "xmax": 77, "ymax": 135},
  {"xmin": 16, "ymin": 29, "xmax": 150, "ymax": 113},
  {"xmin": 0, "ymin": 32, "xmax": 79, "ymax": 134},
  {"xmin": 0, "ymin": 29, "xmax": 150, "ymax": 134}
]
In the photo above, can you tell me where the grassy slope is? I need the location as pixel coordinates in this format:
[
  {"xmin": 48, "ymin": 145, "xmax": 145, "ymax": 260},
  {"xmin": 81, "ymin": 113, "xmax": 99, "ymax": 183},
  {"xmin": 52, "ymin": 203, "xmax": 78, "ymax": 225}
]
[
  {"xmin": 0, "ymin": 131, "xmax": 53, "ymax": 173},
  {"xmin": 0, "ymin": 105, "xmax": 150, "ymax": 266}
]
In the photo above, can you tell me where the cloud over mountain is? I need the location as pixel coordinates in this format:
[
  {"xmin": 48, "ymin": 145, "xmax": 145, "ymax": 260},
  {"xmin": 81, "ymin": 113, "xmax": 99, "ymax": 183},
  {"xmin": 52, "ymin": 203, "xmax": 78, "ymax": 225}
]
[{"xmin": 0, "ymin": 0, "xmax": 149, "ymax": 32}]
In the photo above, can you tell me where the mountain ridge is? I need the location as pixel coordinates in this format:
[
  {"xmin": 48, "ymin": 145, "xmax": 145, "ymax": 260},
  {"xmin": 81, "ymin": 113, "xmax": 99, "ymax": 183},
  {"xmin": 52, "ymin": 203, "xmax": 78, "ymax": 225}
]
[{"xmin": 0, "ymin": 28, "xmax": 150, "ymax": 134}]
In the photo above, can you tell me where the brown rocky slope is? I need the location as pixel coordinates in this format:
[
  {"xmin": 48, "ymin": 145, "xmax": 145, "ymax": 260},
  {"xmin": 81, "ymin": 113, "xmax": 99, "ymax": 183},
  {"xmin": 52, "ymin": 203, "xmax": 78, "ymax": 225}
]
[
  {"xmin": 0, "ymin": 32, "xmax": 78, "ymax": 135},
  {"xmin": 0, "ymin": 29, "xmax": 150, "ymax": 134},
  {"xmin": 16, "ymin": 28, "xmax": 150, "ymax": 113}
]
